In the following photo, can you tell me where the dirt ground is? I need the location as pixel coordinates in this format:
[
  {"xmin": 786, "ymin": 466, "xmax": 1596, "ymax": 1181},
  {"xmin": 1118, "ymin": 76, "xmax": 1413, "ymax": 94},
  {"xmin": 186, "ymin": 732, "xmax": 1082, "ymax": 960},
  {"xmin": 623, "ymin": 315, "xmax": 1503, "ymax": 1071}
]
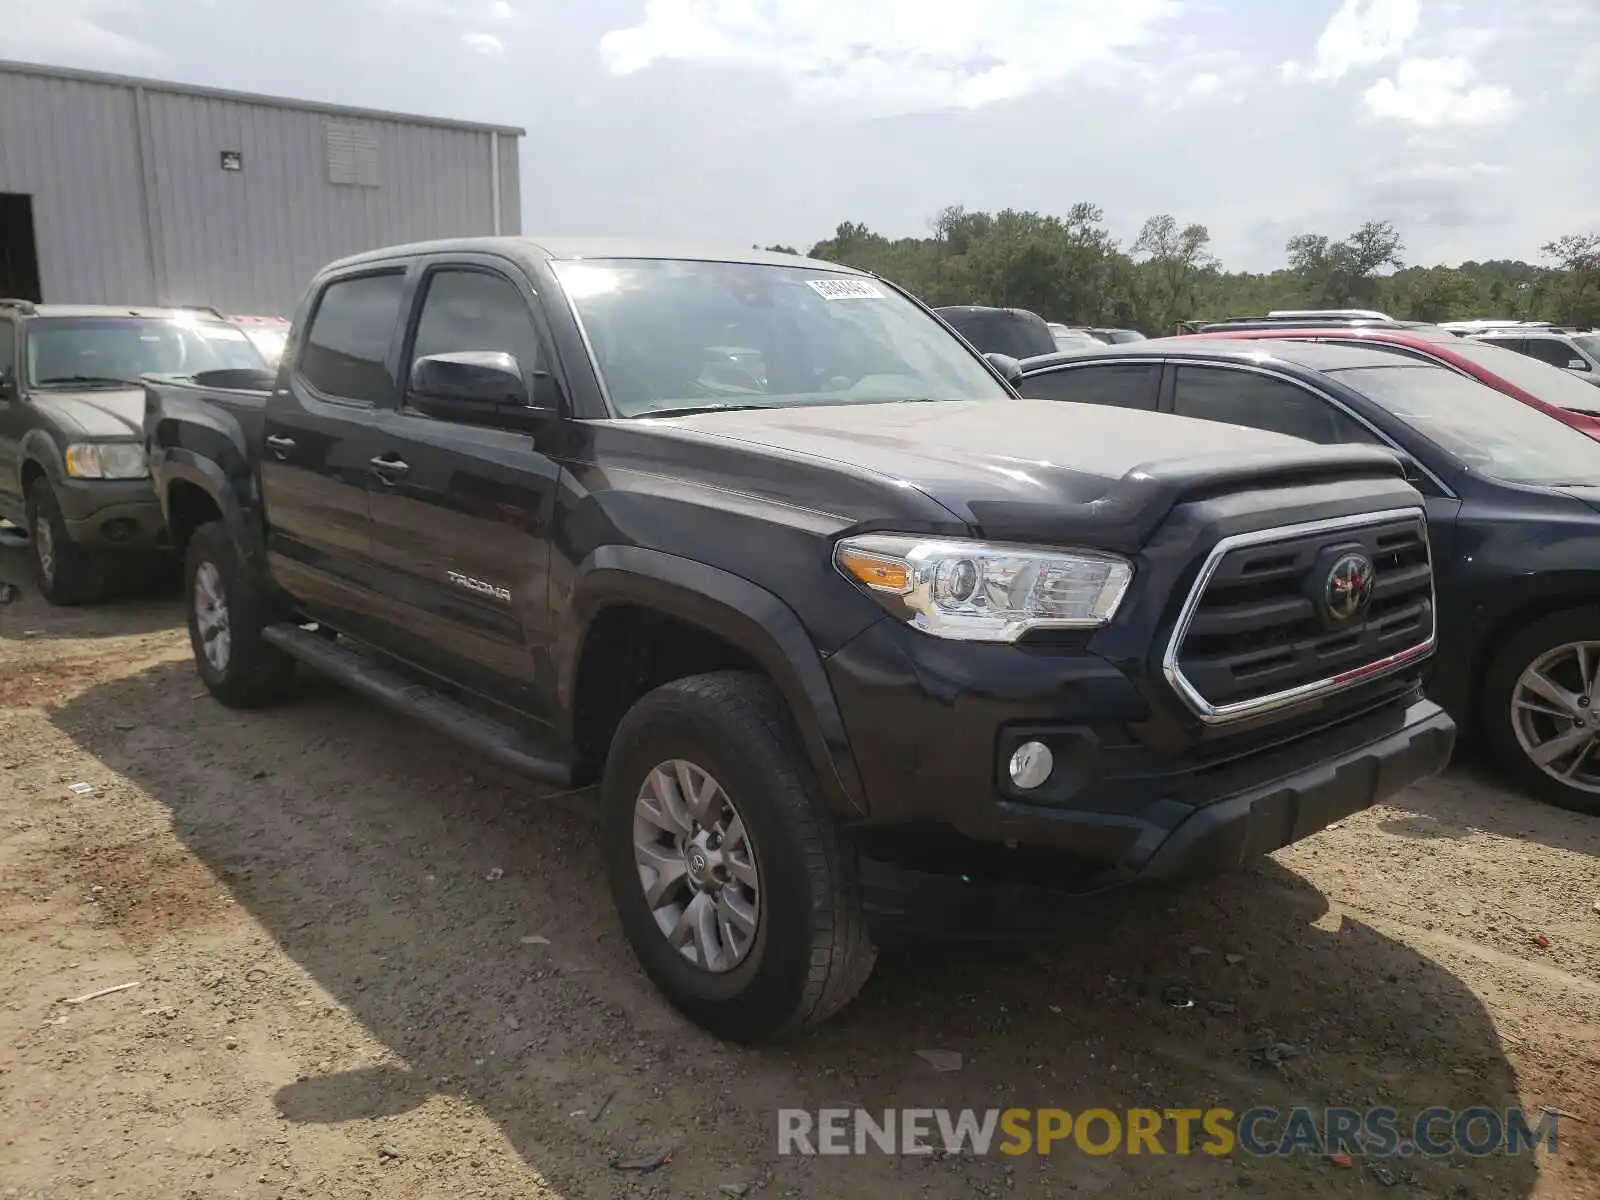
[{"xmin": 1, "ymin": 547, "xmax": 1597, "ymax": 1200}]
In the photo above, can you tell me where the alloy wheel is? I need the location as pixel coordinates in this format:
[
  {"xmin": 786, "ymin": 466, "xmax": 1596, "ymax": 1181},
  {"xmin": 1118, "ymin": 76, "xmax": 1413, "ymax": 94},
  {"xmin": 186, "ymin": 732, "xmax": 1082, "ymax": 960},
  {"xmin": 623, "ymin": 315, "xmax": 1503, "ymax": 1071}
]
[
  {"xmin": 632, "ymin": 759, "xmax": 761, "ymax": 973},
  {"xmin": 1511, "ymin": 639, "xmax": 1600, "ymax": 795},
  {"xmin": 193, "ymin": 561, "xmax": 232, "ymax": 673}
]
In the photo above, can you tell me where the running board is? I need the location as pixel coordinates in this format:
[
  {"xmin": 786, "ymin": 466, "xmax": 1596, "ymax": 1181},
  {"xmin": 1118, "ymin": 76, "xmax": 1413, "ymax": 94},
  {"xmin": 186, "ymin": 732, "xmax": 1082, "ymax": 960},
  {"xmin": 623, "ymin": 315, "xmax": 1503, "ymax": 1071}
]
[{"xmin": 262, "ymin": 623, "xmax": 574, "ymax": 788}]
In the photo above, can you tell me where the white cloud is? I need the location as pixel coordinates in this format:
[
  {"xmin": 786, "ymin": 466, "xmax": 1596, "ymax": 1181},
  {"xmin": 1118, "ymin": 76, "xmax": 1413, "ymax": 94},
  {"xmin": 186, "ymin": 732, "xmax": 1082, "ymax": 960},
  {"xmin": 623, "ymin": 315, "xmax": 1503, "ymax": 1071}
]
[
  {"xmin": 0, "ymin": 0, "xmax": 154, "ymax": 61},
  {"xmin": 597, "ymin": 0, "xmax": 1183, "ymax": 113},
  {"xmin": 1361, "ymin": 56, "xmax": 1517, "ymax": 127},
  {"xmin": 462, "ymin": 31, "xmax": 505, "ymax": 54},
  {"xmin": 1568, "ymin": 55, "xmax": 1600, "ymax": 97},
  {"xmin": 1282, "ymin": 0, "xmax": 1419, "ymax": 83},
  {"xmin": 1187, "ymin": 72, "xmax": 1223, "ymax": 98},
  {"xmin": 487, "ymin": 0, "xmax": 514, "ymax": 17}
]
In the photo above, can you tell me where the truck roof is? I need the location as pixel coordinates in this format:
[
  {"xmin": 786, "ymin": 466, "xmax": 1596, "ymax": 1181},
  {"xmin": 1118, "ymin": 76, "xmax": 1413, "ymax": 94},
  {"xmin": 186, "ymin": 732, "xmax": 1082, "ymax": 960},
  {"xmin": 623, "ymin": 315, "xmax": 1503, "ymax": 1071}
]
[
  {"xmin": 322, "ymin": 237, "xmax": 866, "ymax": 277},
  {"xmin": 0, "ymin": 300, "xmax": 225, "ymax": 320}
]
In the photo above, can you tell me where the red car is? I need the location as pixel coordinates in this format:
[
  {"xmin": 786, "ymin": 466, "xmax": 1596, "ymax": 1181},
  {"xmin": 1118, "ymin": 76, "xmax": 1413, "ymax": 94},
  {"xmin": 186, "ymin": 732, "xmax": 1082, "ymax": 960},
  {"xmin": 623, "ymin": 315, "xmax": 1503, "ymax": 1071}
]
[{"xmin": 1177, "ymin": 326, "xmax": 1600, "ymax": 441}]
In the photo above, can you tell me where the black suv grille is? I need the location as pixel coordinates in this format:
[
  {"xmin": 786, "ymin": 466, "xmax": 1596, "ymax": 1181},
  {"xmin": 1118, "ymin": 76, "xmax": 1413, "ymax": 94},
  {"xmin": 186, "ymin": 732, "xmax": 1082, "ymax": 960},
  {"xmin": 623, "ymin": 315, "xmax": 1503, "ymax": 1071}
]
[{"xmin": 1167, "ymin": 511, "xmax": 1433, "ymax": 719}]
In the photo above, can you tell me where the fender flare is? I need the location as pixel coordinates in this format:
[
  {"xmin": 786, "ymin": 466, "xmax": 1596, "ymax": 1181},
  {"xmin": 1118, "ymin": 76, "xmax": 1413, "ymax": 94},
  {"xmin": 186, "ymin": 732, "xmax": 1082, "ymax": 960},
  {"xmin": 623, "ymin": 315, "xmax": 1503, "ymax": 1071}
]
[
  {"xmin": 556, "ymin": 545, "xmax": 868, "ymax": 817},
  {"xmin": 152, "ymin": 448, "xmax": 266, "ymax": 564},
  {"xmin": 18, "ymin": 428, "xmax": 66, "ymax": 491}
]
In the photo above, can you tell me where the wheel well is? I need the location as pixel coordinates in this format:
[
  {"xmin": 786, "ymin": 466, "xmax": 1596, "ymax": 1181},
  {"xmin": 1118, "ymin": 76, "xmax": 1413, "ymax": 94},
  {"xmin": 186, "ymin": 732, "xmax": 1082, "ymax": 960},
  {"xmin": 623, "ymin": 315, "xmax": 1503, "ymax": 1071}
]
[
  {"xmin": 572, "ymin": 604, "xmax": 766, "ymax": 781},
  {"xmin": 20, "ymin": 458, "xmax": 46, "ymax": 493},
  {"xmin": 1467, "ymin": 594, "xmax": 1600, "ymax": 726},
  {"xmin": 164, "ymin": 481, "xmax": 223, "ymax": 557}
]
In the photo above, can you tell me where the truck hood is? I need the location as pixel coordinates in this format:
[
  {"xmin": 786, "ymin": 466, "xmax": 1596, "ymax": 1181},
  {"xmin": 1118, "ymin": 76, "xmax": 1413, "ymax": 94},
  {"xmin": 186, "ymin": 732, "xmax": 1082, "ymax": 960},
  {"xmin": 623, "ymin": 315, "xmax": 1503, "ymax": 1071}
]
[
  {"xmin": 660, "ymin": 400, "xmax": 1407, "ymax": 546},
  {"xmin": 31, "ymin": 388, "xmax": 145, "ymax": 440}
]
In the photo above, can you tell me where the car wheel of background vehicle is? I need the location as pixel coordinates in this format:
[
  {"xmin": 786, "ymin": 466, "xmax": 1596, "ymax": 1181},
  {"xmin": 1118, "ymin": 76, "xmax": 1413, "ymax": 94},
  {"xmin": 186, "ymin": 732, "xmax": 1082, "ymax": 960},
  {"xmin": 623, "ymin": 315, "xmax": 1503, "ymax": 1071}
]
[
  {"xmin": 25, "ymin": 478, "xmax": 104, "ymax": 606},
  {"xmin": 185, "ymin": 519, "xmax": 297, "ymax": 708},
  {"xmin": 1483, "ymin": 607, "xmax": 1600, "ymax": 816},
  {"xmin": 601, "ymin": 671, "xmax": 877, "ymax": 1042}
]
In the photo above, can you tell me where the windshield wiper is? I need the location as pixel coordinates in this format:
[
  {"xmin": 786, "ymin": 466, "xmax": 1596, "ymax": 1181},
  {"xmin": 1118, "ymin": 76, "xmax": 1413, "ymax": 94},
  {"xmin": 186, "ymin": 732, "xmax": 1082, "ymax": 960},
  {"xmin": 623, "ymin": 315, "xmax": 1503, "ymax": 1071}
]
[{"xmin": 35, "ymin": 374, "xmax": 143, "ymax": 388}]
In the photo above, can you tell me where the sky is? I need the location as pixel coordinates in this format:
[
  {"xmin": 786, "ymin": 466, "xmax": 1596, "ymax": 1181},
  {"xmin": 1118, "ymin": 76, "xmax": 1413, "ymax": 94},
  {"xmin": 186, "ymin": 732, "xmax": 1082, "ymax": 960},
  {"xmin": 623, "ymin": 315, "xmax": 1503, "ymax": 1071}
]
[{"xmin": 3, "ymin": 0, "xmax": 1596, "ymax": 272}]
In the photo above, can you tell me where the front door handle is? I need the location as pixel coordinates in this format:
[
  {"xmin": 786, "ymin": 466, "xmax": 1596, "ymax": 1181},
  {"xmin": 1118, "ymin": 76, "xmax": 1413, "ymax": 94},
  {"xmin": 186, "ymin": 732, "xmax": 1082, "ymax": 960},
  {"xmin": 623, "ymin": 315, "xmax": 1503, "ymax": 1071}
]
[
  {"xmin": 369, "ymin": 455, "xmax": 410, "ymax": 483},
  {"xmin": 265, "ymin": 435, "xmax": 296, "ymax": 459}
]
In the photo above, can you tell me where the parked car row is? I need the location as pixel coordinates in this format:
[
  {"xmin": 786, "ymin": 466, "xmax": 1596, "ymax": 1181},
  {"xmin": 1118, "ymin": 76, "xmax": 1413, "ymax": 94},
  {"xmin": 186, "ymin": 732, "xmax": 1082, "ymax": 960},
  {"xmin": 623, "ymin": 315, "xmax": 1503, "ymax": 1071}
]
[{"xmin": 4, "ymin": 242, "xmax": 1587, "ymax": 1041}]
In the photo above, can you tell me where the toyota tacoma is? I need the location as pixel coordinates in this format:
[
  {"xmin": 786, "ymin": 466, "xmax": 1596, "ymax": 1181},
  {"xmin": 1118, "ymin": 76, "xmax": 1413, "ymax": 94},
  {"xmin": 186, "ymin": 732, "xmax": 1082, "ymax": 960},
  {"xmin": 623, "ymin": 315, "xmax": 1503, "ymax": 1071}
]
[{"xmin": 144, "ymin": 238, "xmax": 1454, "ymax": 1041}]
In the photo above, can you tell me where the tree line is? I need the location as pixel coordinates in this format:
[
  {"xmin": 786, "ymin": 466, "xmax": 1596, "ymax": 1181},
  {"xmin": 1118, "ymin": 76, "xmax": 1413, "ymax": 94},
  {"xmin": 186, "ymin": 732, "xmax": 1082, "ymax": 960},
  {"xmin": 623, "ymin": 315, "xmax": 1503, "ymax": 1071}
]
[{"xmin": 765, "ymin": 209, "xmax": 1600, "ymax": 334}]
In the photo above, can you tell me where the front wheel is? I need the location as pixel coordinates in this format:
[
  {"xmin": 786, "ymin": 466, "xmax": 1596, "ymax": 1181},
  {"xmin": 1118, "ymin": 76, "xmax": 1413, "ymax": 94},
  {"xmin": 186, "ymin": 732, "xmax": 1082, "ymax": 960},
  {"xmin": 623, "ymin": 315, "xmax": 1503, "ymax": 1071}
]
[
  {"xmin": 1483, "ymin": 607, "xmax": 1600, "ymax": 815},
  {"xmin": 601, "ymin": 672, "xmax": 877, "ymax": 1042},
  {"xmin": 25, "ymin": 478, "xmax": 104, "ymax": 606}
]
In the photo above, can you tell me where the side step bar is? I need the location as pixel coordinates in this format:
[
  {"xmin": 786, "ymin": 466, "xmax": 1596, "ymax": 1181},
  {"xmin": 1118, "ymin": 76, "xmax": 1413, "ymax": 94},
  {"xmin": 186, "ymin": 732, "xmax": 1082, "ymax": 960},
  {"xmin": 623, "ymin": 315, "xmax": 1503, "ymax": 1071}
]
[{"xmin": 262, "ymin": 623, "xmax": 574, "ymax": 788}]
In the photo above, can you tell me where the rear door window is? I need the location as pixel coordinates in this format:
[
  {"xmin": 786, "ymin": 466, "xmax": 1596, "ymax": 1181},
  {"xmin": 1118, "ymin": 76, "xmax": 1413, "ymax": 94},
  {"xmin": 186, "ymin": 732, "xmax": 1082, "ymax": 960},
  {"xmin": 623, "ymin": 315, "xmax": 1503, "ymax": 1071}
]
[
  {"xmin": 298, "ymin": 272, "xmax": 407, "ymax": 404},
  {"xmin": 1021, "ymin": 363, "xmax": 1160, "ymax": 410},
  {"xmin": 1171, "ymin": 366, "xmax": 1379, "ymax": 444}
]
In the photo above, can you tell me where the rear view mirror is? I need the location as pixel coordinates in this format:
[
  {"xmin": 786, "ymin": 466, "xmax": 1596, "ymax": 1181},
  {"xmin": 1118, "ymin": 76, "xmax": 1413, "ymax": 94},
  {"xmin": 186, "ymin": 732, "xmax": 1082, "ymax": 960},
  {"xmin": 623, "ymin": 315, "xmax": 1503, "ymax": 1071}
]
[
  {"xmin": 408, "ymin": 351, "xmax": 556, "ymax": 429},
  {"xmin": 1568, "ymin": 358, "xmax": 1591, "ymax": 372},
  {"xmin": 984, "ymin": 352, "xmax": 1025, "ymax": 388}
]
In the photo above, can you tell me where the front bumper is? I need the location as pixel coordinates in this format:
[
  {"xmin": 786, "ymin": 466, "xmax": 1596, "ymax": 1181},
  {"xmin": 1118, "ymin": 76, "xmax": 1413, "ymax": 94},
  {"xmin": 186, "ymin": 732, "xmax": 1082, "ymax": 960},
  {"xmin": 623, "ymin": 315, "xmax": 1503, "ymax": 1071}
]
[
  {"xmin": 56, "ymin": 477, "xmax": 167, "ymax": 549},
  {"xmin": 825, "ymin": 618, "xmax": 1454, "ymax": 901}
]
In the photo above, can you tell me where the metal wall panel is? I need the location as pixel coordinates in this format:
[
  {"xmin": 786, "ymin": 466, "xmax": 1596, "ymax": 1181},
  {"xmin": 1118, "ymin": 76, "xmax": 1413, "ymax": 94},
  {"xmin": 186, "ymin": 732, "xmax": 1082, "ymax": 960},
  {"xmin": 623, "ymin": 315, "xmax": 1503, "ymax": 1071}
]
[
  {"xmin": 144, "ymin": 91, "xmax": 510, "ymax": 314},
  {"xmin": 0, "ymin": 73, "xmax": 155, "ymax": 303},
  {"xmin": 0, "ymin": 64, "xmax": 523, "ymax": 315}
]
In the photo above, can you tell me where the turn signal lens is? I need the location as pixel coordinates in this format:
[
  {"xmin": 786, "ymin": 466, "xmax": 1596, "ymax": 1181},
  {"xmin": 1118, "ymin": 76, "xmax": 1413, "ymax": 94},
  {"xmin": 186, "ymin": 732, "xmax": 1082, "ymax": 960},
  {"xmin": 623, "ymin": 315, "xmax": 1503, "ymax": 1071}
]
[{"xmin": 836, "ymin": 547, "xmax": 912, "ymax": 594}]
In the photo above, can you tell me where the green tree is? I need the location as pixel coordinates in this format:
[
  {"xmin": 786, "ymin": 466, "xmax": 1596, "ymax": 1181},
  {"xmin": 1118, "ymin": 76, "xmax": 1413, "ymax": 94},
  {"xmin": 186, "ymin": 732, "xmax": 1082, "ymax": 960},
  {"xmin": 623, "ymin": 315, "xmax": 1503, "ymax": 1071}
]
[
  {"xmin": 1132, "ymin": 214, "xmax": 1214, "ymax": 333},
  {"xmin": 1542, "ymin": 233, "xmax": 1600, "ymax": 327}
]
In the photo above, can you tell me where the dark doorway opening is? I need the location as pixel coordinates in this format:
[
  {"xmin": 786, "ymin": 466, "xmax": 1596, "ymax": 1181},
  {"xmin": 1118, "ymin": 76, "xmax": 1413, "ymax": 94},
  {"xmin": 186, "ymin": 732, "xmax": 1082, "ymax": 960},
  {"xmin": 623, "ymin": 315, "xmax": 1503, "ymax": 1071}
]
[{"xmin": 0, "ymin": 194, "xmax": 42, "ymax": 302}]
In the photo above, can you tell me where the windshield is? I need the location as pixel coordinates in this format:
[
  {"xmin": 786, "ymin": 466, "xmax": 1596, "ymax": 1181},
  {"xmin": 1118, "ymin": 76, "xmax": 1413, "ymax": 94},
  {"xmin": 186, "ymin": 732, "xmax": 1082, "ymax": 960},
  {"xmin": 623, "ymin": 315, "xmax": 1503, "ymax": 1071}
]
[
  {"xmin": 1573, "ymin": 335, "xmax": 1600, "ymax": 361},
  {"xmin": 26, "ymin": 316, "xmax": 266, "ymax": 386},
  {"xmin": 1331, "ymin": 364, "xmax": 1600, "ymax": 486},
  {"xmin": 554, "ymin": 260, "xmax": 1011, "ymax": 417},
  {"xmin": 1446, "ymin": 338, "xmax": 1600, "ymax": 414}
]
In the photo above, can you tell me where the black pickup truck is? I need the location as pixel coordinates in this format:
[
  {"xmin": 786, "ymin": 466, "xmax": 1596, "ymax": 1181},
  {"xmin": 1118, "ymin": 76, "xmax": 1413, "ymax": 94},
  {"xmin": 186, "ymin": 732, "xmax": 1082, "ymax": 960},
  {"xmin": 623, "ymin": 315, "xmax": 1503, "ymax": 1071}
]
[{"xmin": 145, "ymin": 238, "xmax": 1454, "ymax": 1041}]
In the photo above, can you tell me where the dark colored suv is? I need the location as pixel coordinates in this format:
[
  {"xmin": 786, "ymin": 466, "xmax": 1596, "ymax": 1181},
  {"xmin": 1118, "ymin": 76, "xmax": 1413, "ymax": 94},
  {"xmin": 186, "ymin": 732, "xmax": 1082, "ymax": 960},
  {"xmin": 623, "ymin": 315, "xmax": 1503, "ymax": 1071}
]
[
  {"xmin": 0, "ymin": 299, "xmax": 266, "ymax": 603},
  {"xmin": 934, "ymin": 305, "xmax": 1057, "ymax": 359}
]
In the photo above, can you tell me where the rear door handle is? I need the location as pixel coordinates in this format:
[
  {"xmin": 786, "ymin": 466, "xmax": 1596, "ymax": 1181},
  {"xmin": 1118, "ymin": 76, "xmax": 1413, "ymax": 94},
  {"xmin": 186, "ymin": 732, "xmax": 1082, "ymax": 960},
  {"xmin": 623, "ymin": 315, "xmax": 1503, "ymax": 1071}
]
[
  {"xmin": 369, "ymin": 455, "xmax": 410, "ymax": 483},
  {"xmin": 265, "ymin": 435, "xmax": 296, "ymax": 459}
]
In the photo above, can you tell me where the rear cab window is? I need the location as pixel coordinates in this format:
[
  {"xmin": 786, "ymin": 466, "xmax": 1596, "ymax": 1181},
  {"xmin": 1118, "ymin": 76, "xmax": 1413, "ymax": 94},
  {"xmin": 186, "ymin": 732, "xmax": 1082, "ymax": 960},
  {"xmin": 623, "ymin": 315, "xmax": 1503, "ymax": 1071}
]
[{"xmin": 298, "ymin": 272, "xmax": 408, "ymax": 404}]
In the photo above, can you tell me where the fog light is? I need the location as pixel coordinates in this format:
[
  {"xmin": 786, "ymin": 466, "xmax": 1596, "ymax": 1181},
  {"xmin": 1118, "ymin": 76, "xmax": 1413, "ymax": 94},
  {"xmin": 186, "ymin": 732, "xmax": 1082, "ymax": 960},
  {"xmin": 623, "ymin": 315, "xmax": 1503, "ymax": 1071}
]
[{"xmin": 1007, "ymin": 740, "xmax": 1054, "ymax": 790}]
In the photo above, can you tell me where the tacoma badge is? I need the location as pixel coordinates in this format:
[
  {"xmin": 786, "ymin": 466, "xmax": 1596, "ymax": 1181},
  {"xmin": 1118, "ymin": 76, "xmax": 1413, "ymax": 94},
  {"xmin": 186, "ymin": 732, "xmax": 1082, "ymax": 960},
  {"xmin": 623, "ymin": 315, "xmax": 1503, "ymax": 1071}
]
[{"xmin": 446, "ymin": 570, "xmax": 512, "ymax": 603}]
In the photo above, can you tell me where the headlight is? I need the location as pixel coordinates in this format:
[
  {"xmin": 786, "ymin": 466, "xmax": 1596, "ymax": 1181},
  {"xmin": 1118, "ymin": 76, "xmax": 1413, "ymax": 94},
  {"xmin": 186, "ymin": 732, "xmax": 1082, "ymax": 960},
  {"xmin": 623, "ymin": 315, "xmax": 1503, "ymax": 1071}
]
[
  {"xmin": 63, "ymin": 443, "xmax": 148, "ymax": 480},
  {"xmin": 834, "ymin": 534, "xmax": 1132, "ymax": 641}
]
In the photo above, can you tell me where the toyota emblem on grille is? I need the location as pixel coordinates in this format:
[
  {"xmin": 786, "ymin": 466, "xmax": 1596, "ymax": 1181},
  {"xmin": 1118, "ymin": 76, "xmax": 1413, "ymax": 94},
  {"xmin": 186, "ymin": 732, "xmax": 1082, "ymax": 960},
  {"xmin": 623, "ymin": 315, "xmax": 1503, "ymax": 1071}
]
[{"xmin": 1324, "ymin": 552, "xmax": 1375, "ymax": 622}]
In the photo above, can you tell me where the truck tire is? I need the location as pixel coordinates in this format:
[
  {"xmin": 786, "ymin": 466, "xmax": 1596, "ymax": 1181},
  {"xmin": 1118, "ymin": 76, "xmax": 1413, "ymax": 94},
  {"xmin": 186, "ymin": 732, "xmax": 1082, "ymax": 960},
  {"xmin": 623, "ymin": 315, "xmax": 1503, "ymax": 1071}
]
[
  {"xmin": 25, "ymin": 478, "xmax": 104, "ymax": 606},
  {"xmin": 1483, "ymin": 606, "xmax": 1600, "ymax": 815},
  {"xmin": 184, "ymin": 519, "xmax": 297, "ymax": 708},
  {"xmin": 601, "ymin": 672, "xmax": 877, "ymax": 1042}
]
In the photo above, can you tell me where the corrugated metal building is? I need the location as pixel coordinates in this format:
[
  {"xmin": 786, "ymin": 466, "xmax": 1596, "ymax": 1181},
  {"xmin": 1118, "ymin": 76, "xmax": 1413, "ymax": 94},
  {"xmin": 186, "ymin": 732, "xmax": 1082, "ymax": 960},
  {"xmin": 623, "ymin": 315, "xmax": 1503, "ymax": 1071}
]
[{"xmin": 0, "ymin": 60, "xmax": 523, "ymax": 315}]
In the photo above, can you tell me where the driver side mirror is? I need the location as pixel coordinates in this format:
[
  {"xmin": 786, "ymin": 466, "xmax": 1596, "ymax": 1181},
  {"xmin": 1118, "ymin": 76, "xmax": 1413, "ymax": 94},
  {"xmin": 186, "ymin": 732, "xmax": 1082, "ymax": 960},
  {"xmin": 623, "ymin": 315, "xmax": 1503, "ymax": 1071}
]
[
  {"xmin": 984, "ymin": 352, "xmax": 1025, "ymax": 388},
  {"xmin": 407, "ymin": 351, "xmax": 557, "ymax": 429},
  {"xmin": 1568, "ymin": 358, "xmax": 1591, "ymax": 372}
]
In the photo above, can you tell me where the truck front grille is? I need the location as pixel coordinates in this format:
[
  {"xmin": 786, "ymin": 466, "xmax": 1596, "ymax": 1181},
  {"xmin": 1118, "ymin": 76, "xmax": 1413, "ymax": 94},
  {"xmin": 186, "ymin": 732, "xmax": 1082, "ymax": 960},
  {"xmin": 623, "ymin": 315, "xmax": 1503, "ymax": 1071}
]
[{"xmin": 1163, "ymin": 508, "xmax": 1434, "ymax": 723}]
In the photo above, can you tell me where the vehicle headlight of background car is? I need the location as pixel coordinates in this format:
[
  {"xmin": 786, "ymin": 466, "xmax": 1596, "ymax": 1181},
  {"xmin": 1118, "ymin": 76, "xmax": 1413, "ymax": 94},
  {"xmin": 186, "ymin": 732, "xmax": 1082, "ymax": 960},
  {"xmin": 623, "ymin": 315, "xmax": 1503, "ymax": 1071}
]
[
  {"xmin": 63, "ymin": 442, "xmax": 150, "ymax": 480},
  {"xmin": 834, "ymin": 534, "xmax": 1133, "ymax": 641}
]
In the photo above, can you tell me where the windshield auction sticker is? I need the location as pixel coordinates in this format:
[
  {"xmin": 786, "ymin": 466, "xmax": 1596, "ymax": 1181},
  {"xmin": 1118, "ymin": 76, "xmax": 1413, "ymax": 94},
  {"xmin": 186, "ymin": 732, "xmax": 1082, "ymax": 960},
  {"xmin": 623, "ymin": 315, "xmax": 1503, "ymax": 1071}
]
[{"xmin": 806, "ymin": 279, "xmax": 886, "ymax": 300}]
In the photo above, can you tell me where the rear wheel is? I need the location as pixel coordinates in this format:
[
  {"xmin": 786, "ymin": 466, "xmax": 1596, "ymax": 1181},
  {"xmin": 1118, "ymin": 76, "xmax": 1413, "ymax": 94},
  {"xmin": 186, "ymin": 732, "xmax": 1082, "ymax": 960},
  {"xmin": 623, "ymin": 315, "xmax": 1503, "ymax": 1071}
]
[
  {"xmin": 185, "ymin": 520, "xmax": 297, "ymax": 708},
  {"xmin": 601, "ymin": 672, "xmax": 876, "ymax": 1041},
  {"xmin": 25, "ymin": 478, "xmax": 104, "ymax": 606},
  {"xmin": 1483, "ymin": 607, "xmax": 1600, "ymax": 815}
]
